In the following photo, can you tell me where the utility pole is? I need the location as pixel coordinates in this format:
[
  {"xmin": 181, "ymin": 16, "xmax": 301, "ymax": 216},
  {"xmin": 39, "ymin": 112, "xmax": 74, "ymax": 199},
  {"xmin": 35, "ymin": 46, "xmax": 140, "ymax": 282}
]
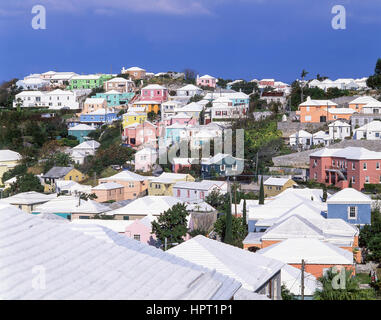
[
  {"xmin": 234, "ymin": 176, "xmax": 237, "ymax": 217},
  {"xmin": 301, "ymin": 259, "xmax": 305, "ymax": 300}
]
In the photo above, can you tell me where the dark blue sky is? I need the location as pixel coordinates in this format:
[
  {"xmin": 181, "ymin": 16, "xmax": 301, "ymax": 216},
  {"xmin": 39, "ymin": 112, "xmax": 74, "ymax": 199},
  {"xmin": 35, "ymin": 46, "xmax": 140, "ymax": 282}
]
[{"xmin": 1, "ymin": 0, "xmax": 380, "ymax": 83}]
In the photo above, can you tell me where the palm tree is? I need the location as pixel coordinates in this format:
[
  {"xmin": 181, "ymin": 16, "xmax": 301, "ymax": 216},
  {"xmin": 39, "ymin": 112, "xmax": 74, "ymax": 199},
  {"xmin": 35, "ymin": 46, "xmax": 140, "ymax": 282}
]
[
  {"xmin": 313, "ymin": 268, "xmax": 376, "ymax": 300},
  {"xmin": 300, "ymin": 69, "xmax": 309, "ymax": 103}
]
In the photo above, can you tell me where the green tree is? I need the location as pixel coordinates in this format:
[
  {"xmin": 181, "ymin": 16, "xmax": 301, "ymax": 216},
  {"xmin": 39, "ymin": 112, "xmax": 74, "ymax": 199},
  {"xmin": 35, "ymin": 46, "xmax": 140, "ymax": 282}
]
[
  {"xmin": 213, "ymin": 214, "xmax": 247, "ymax": 248},
  {"xmin": 300, "ymin": 69, "xmax": 309, "ymax": 103},
  {"xmin": 367, "ymin": 58, "xmax": 381, "ymax": 90},
  {"xmin": 313, "ymin": 268, "xmax": 376, "ymax": 300},
  {"xmin": 1, "ymin": 164, "xmax": 27, "ymax": 182},
  {"xmin": 259, "ymin": 176, "xmax": 265, "ymax": 205},
  {"xmin": 205, "ymin": 189, "xmax": 228, "ymax": 212},
  {"xmin": 151, "ymin": 203, "xmax": 189, "ymax": 250},
  {"xmin": 281, "ymin": 285, "xmax": 296, "ymax": 300},
  {"xmin": 9, "ymin": 173, "xmax": 44, "ymax": 194},
  {"xmin": 224, "ymin": 197, "xmax": 233, "ymax": 245},
  {"xmin": 242, "ymin": 198, "xmax": 247, "ymax": 227}
]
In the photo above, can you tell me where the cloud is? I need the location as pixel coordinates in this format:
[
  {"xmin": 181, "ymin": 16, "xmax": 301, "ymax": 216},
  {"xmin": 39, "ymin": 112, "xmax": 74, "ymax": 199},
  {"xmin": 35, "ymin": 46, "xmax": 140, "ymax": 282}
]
[{"xmin": 0, "ymin": 0, "xmax": 215, "ymax": 17}]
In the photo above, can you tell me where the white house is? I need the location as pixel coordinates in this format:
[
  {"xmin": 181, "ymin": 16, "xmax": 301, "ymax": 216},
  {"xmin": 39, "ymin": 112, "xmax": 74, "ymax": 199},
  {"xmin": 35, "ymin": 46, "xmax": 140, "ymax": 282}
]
[
  {"xmin": 134, "ymin": 147, "xmax": 158, "ymax": 172},
  {"xmin": 176, "ymin": 84, "xmax": 203, "ymax": 97},
  {"xmin": 69, "ymin": 140, "xmax": 100, "ymax": 165},
  {"xmin": 353, "ymin": 120, "xmax": 381, "ymax": 140},
  {"xmin": 312, "ymin": 131, "xmax": 330, "ymax": 146},
  {"xmin": 161, "ymin": 100, "xmax": 184, "ymax": 121},
  {"xmin": 16, "ymin": 78, "xmax": 50, "ymax": 90},
  {"xmin": 289, "ymin": 130, "xmax": 313, "ymax": 147},
  {"xmin": 13, "ymin": 89, "xmax": 79, "ymax": 110},
  {"xmin": 173, "ymin": 180, "xmax": 227, "ymax": 202},
  {"xmin": 329, "ymin": 120, "xmax": 351, "ymax": 140}
]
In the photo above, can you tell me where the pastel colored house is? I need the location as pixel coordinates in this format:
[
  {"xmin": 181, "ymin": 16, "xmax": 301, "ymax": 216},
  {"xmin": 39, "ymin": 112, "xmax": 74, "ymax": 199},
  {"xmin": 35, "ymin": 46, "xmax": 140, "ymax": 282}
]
[
  {"xmin": 174, "ymin": 102, "xmax": 204, "ymax": 120},
  {"xmin": 326, "ymin": 188, "xmax": 371, "ymax": 226},
  {"xmin": 103, "ymin": 77, "xmax": 134, "ymax": 93},
  {"xmin": 263, "ymin": 177, "xmax": 297, "ymax": 197},
  {"xmin": 42, "ymin": 166, "xmax": 87, "ymax": 193},
  {"xmin": 289, "ymin": 130, "xmax": 313, "ymax": 147},
  {"xmin": 329, "ymin": 120, "xmax": 351, "ymax": 140},
  {"xmin": 68, "ymin": 74, "xmax": 113, "ymax": 90},
  {"xmin": 196, "ymin": 75, "xmax": 217, "ymax": 88},
  {"xmin": 168, "ymin": 235, "xmax": 284, "ymax": 300},
  {"xmin": 348, "ymin": 96, "xmax": 380, "ymax": 113},
  {"xmin": 164, "ymin": 123, "xmax": 188, "ymax": 144},
  {"xmin": 68, "ymin": 123, "xmax": 96, "ymax": 143},
  {"xmin": 309, "ymin": 147, "xmax": 381, "ymax": 190},
  {"xmin": 98, "ymin": 170, "xmax": 148, "ymax": 200},
  {"xmin": 201, "ymin": 153, "xmax": 244, "ymax": 178},
  {"xmin": 327, "ymin": 108, "xmax": 355, "ymax": 121},
  {"xmin": 297, "ymin": 96, "xmax": 338, "ymax": 123},
  {"xmin": 122, "ymin": 112, "xmax": 147, "ymax": 128},
  {"xmin": 134, "ymin": 147, "xmax": 158, "ymax": 172},
  {"xmin": 259, "ymin": 238, "xmax": 355, "ymax": 278},
  {"xmin": 123, "ymin": 121, "xmax": 159, "ymax": 147},
  {"xmin": 312, "ymin": 131, "xmax": 330, "ymax": 146},
  {"xmin": 353, "ymin": 121, "xmax": 381, "ymax": 140},
  {"xmin": 121, "ymin": 66, "xmax": 146, "ymax": 79},
  {"xmin": 140, "ymin": 84, "xmax": 168, "ymax": 103},
  {"xmin": 125, "ymin": 214, "xmax": 160, "ymax": 246},
  {"xmin": 82, "ymin": 97, "xmax": 108, "ymax": 114},
  {"xmin": 94, "ymin": 91, "xmax": 135, "ymax": 107},
  {"xmin": 148, "ymin": 173, "xmax": 195, "ymax": 196},
  {"xmin": 133, "ymin": 100, "xmax": 161, "ymax": 114},
  {"xmin": 0, "ymin": 150, "xmax": 22, "ymax": 184},
  {"xmin": 161, "ymin": 100, "xmax": 184, "ymax": 121},
  {"xmin": 91, "ymin": 182, "xmax": 125, "ymax": 203},
  {"xmin": 79, "ymin": 108, "xmax": 118, "ymax": 126},
  {"xmin": 69, "ymin": 140, "xmax": 100, "ymax": 165},
  {"xmin": 176, "ymin": 84, "xmax": 203, "ymax": 97},
  {"xmin": 173, "ymin": 180, "xmax": 227, "ymax": 202}
]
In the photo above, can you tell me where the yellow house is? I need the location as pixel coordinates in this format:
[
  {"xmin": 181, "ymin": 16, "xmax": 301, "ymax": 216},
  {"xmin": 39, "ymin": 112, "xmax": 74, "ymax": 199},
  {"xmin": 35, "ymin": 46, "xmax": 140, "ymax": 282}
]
[
  {"xmin": 263, "ymin": 177, "xmax": 297, "ymax": 197},
  {"xmin": 148, "ymin": 173, "xmax": 195, "ymax": 196},
  {"xmin": 0, "ymin": 150, "xmax": 22, "ymax": 185},
  {"xmin": 42, "ymin": 166, "xmax": 87, "ymax": 193},
  {"xmin": 133, "ymin": 100, "xmax": 160, "ymax": 114},
  {"xmin": 122, "ymin": 112, "xmax": 147, "ymax": 129}
]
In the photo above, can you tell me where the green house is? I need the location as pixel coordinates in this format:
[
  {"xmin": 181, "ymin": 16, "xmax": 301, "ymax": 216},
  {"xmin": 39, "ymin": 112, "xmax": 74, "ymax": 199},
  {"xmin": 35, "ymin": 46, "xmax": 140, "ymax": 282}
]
[{"xmin": 68, "ymin": 74, "xmax": 114, "ymax": 90}]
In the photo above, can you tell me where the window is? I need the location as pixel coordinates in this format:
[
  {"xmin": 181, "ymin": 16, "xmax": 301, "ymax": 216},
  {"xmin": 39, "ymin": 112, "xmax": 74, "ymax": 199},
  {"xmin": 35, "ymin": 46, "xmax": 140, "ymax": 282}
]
[
  {"xmin": 123, "ymin": 216, "xmax": 129, "ymax": 220},
  {"xmin": 187, "ymin": 190, "xmax": 190, "ymax": 198},
  {"xmin": 177, "ymin": 189, "xmax": 181, "ymax": 197},
  {"xmin": 366, "ymin": 176, "xmax": 370, "ymax": 183},
  {"xmin": 79, "ymin": 216, "xmax": 90, "ymax": 219},
  {"xmin": 313, "ymin": 159, "xmax": 317, "ymax": 167},
  {"xmin": 377, "ymin": 162, "xmax": 380, "ymax": 170},
  {"xmin": 352, "ymin": 162, "xmax": 355, "ymax": 170},
  {"xmin": 134, "ymin": 234, "xmax": 141, "ymax": 241},
  {"xmin": 232, "ymin": 164, "xmax": 237, "ymax": 171},
  {"xmin": 363, "ymin": 163, "xmax": 367, "ymax": 170},
  {"xmin": 314, "ymin": 172, "xmax": 317, "ymax": 179},
  {"xmin": 332, "ymin": 160, "xmax": 335, "ymax": 166},
  {"xmin": 220, "ymin": 165, "xmax": 226, "ymax": 171},
  {"xmin": 348, "ymin": 206, "xmax": 357, "ymax": 220},
  {"xmin": 305, "ymin": 116, "xmax": 311, "ymax": 121},
  {"xmin": 352, "ymin": 176, "xmax": 355, "ymax": 183}
]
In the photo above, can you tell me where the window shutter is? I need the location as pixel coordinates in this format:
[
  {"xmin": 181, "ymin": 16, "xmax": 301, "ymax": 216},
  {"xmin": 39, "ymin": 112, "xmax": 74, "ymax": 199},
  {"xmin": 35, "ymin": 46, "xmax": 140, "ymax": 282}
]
[
  {"xmin": 347, "ymin": 206, "xmax": 350, "ymax": 219},
  {"xmin": 355, "ymin": 206, "xmax": 358, "ymax": 219}
]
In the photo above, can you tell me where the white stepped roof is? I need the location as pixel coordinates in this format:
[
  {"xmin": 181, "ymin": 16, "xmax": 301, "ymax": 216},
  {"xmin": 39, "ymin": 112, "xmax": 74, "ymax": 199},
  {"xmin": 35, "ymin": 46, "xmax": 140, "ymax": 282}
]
[
  {"xmin": 355, "ymin": 120, "xmax": 381, "ymax": 132},
  {"xmin": 0, "ymin": 208, "xmax": 240, "ymax": 299},
  {"xmin": 299, "ymin": 96, "xmax": 337, "ymax": 107},
  {"xmin": 69, "ymin": 124, "xmax": 96, "ymax": 131},
  {"xmin": 142, "ymin": 84, "xmax": 166, "ymax": 90},
  {"xmin": 0, "ymin": 150, "xmax": 22, "ymax": 162},
  {"xmin": 126, "ymin": 66, "xmax": 145, "ymax": 71},
  {"xmin": 328, "ymin": 120, "xmax": 350, "ymax": 127},
  {"xmin": 168, "ymin": 235, "xmax": 284, "ymax": 292},
  {"xmin": 92, "ymin": 182, "xmax": 124, "ymax": 190},
  {"xmin": 327, "ymin": 188, "xmax": 371, "ymax": 205},
  {"xmin": 349, "ymin": 96, "xmax": 379, "ymax": 105},
  {"xmin": 73, "ymin": 140, "xmax": 100, "ymax": 150},
  {"xmin": 70, "ymin": 219, "xmax": 134, "ymax": 233},
  {"xmin": 310, "ymin": 146, "xmax": 381, "ymax": 160},
  {"xmin": 100, "ymin": 170, "xmax": 147, "ymax": 182},
  {"xmin": 289, "ymin": 130, "xmax": 312, "ymax": 138},
  {"xmin": 199, "ymin": 74, "xmax": 216, "ymax": 79},
  {"xmin": 109, "ymin": 196, "xmax": 184, "ymax": 216},
  {"xmin": 263, "ymin": 177, "xmax": 293, "ymax": 186},
  {"xmin": 85, "ymin": 98, "xmax": 106, "ymax": 104},
  {"xmin": 178, "ymin": 84, "xmax": 201, "ymax": 91},
  {"xmin": 281, "ymin": 264, "xmax": 320, "ymax": 296},
  {"xmin": 0, "ymin": 192, "xmax": 56, "ymax": 205},
  {"xmin": 259, "ymin": 238, "xmax": 353, "ymax": 265},
  {"xmin": 328, "ymin": 108, "xmax": 355, "ymax": 115}
]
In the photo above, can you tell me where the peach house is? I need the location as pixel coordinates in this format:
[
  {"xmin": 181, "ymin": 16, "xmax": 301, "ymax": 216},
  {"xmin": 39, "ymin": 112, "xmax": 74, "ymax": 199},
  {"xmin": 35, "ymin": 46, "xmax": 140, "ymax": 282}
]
[
  {"xmin": 98, "ymin": 170, "xmax": 148, "ymax": 200},
  {"xmin": 121, "ymin": 66, "xmax": 146, "ymax": 80},
  {"xmin": 196, "ymin": 75, "xmax": 217, "ymax": 88},
  {"xmin": 123, "ymin": 121, "xmax": 160, "ymax": 147},
  {"xmin": 103, "ymin": 77, "xmax": 134, "ymax": 93},
  {"xmin": 297, "ymin": 96, "xmax": 338, "ymax": 123},
  {"xmin": 91, "ymin": 182, "xmax": 125, "ymax": 203},
  {"xmin": 348, "ymin": 96, "xmax": 380, "ymax": 113},
  {"xmin": 82, "ymin": 97, "xmax": 108, "ymax": 114},
  {"xmin": 259, "ymin": 238, "xmax": 355, "ymax": 278},
  {"xmin": 140, "ymin": 84, "xmax": 168, "ymax": 103}
]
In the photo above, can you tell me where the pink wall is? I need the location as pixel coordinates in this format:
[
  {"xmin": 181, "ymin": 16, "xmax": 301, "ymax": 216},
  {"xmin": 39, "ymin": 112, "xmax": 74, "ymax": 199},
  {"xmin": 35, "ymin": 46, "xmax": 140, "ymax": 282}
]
[
  {"xmin": 197, "ymin": 78, "xmax": 216, "ymax": 88},
  {"xmin": 123, "ymin": 122, "xmax": 160, "ymax": 147},
  {"xmin": 140, "ymin": 89, "xmax": 168, "ymax": 103}
]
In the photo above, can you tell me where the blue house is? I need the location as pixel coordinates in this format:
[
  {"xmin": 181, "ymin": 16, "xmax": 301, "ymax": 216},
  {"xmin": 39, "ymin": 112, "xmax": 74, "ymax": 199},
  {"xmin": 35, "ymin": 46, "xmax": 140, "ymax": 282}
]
[
  {"xmin": 327, "ymin": 188, "xmax": 372, "ymax": 226},
  {"xmin": 94, "ymin": 91, "xmax": 135, "ymax": 107},
  {"xmin": 80, "ymin": 109, "xmax": 119, "ymax": 127},
  {"xmin": 165, "ymin": 123, "xmax": 187, "ymax": 144},
  {"xmin": 201, "ymin": 153, "xmax": 244, "ymax": 178},
  {"xmin": 68, "ymin": 123, "xmax": 96, "ymax": 143}
]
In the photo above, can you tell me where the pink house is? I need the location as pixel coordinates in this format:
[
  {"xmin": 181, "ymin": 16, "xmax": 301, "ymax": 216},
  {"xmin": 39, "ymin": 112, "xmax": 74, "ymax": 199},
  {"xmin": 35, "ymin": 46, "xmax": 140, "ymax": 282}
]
[
  {"xmin": 140, "ymin": 84, "xmax": 168, "ymax": 103},
  {"xmin": 196, "ymin": 75, "xmax": 217, "ymax": 88},
  {"xmin": 125, "ymin": 214, "xmax": 192, "ymax": 247},
  {"xmin": 135, "ymin": 147, "xmax": 158, "ymax": 172},
  {"xmin": 161, "ymin": 113, "xmax": 198, "ymax": 126},
  {"xmin": 123, "ymin": 121, "xmax": 160, "ymax": 147}
]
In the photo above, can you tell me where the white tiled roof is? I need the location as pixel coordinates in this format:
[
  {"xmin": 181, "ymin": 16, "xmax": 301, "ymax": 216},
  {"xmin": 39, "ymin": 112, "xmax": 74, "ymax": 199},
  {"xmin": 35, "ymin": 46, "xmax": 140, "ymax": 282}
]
[
  {"xmin": 328, "ymin": 120, "xmax": 351, "ymax": 127},
  {"xmin": 173, "ymin": 180, "xmax": 226, "ymax": 191},
  {"xmin": 0, "ymin": 150, "xmax": 22, "ymax": 162},
  {"xmin": 281, "ymin": 264, "xmax": 320, "ymax": 296},
  {"xmin": 73, "ymin": 140, "xmax": 100, "ymax": 150},
  {"xmin": 0, "ymin": 208, "xmax": 240, "ymax": 299},
  {"xmin": 264, "ymin": 177, "xmax": 293, "ymax": 186},
  {"xmin": 310, "ymin": 146, "xmax": 381, "ymax": 160},
  {"xmin": 328, "ymin": 108, "xmax": 355, "ymax": 115},
  {"xmin": 100, "ymin": 170, "xmax": 147, "ymax": 182},
  {"xmin": 70, "ymin": 219, "xmax": 134, "ymax": 233},
  {"xmin": 168, "ymin": 235, "xmax": 284, "ymax": 292},
  {"xmin": 259, "ymin": 238, "xmax": 353, "ymax": 265},
  {"xmin": 84, "ymin": 98, "xmax": 106, "ymax": 104},
  {"xmin": 299, "ymin": 96, "xmax": 337, "ymax": 107},
  {"xmin": 349, "ymin": 96, "xmax": 379, "ymax": 105},
  {"xmin": 0, "ymin": 192, "xmax": 56, "ymax": 205},
  {"xmin": 354, "ymin": 120, "xmax": 381, "ymax": 132},
  {"xmin": 92, "ymin": 182, "xmax": 124, "ymax": 190},
  {"xmin": 68, "ymin": 124, "xmax": 96, "ymax": 131},
  {"xmin": 142, "ymin": 84, "xmax": 166, "ymax": 90},
  {"xmin": 327, "ymin": 188, "xmax": 372, "ymax": 204}
]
